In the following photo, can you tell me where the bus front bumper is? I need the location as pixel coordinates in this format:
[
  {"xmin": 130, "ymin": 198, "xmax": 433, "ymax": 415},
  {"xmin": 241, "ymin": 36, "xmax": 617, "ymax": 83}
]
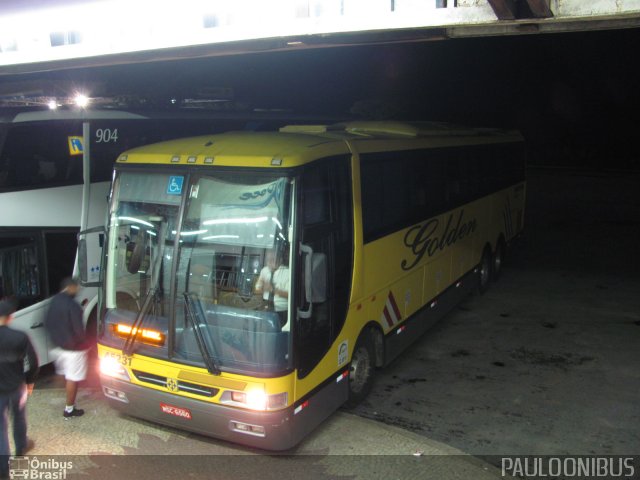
[{"xmin": 100, "ymin": 376, "xmax": 297, "ymax": 451}]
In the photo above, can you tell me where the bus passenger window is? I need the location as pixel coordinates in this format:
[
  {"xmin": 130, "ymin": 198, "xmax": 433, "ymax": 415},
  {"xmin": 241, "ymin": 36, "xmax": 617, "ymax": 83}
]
[
  {"xmin": 0, "ymin": 236, "xmax": 41, "ymax": 308},
  {"xmin": 446, "ymin": 156, "xmax": 463, "ymax": 207},
  {"xmin": 303, "ymin": 166, "xmax": 330, "ymax": 224},
  {"xmin": 360, "ymin": 160, "xmax": 384, "ymax": 240}
]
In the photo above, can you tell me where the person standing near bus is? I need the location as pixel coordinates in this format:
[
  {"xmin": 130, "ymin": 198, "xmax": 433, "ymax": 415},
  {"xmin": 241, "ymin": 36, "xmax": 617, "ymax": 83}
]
[
  {"xmin": 0, "ymin": 300, "xmax": 38, "ymax": 479},
  {"xmin": 44, "ymin": 278, "xmax": 89, "ymax": 419}
]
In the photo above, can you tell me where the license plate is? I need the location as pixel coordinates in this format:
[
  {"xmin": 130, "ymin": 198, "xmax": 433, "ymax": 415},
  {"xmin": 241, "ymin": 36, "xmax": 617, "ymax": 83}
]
[{"xmin": 160, "ymin": 403, "xmax": 192, "ymax": 420}]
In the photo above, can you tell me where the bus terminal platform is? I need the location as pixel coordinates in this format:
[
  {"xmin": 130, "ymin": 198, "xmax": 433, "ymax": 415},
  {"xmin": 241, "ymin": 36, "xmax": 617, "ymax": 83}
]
[{"xmin": 10, "ymin": 379, "xmax": 509, "ymax": 480}]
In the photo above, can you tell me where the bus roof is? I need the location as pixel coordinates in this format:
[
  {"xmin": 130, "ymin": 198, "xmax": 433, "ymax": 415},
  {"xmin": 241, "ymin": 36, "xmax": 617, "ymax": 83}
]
[
  {"xmin": 0, "ymin": 107, "xmax": 346, "ymax": 124},
  {"xmin": 117, "ymin": 121, "xmax": 523, "ymax": 169},
  {"xmin": 1, "ymin": 109, "xmax": 148, "ymax": 123}
]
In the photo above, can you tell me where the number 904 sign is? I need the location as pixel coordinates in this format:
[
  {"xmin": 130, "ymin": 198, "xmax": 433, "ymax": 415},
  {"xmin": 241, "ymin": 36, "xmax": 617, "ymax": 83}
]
[{"xmin": 95, "ymin": 128, "xmax": 119, "ymax": 143}]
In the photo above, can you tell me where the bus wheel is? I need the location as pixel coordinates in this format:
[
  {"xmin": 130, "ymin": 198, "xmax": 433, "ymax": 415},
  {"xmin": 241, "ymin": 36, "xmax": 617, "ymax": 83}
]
[
  {"xmin": 492, "ymin": 240, "xmax": 506, "ymax": 281},
  {"xmin": 478, "ymin": 248, "xmax": 492, "ymax": 294},
  {"xmin": 345, "ymin": 332, "xmax": 375, "ymax": 408}
]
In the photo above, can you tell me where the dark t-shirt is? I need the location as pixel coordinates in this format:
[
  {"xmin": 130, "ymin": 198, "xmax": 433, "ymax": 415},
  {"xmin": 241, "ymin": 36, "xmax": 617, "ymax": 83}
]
[
  {"xmin": 0, "ymin": 325, "xmax": 39, "ymax": 393},
  {"xmin": 45, "ymin": 292, "xmax": 87, "ymax": 351}
]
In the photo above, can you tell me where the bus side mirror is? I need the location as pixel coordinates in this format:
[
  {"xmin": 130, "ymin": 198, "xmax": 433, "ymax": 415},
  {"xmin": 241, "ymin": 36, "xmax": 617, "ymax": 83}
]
[
  {"xmin": 309, "ymin": 253, "xmax": 327, "ymax": 303},
  {"xmin": 126, "ymin": 230, "xmax": 147, "ymax": 274},
  {"xmin": 297, "ymin": 244, "xmax": 327, "ymax": 319}
]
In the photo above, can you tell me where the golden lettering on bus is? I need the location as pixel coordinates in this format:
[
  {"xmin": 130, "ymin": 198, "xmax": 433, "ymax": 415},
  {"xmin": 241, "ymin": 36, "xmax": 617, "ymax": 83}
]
[{"xmin": 401, "ymin": 210, "xmax": 477, "ymax": 271}]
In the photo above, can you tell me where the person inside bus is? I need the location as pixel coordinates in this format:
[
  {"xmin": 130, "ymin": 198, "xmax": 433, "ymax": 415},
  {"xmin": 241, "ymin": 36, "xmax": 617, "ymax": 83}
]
[{"xmin": 254, "ymin": 249, "xmax": 289, "ymax": 328}]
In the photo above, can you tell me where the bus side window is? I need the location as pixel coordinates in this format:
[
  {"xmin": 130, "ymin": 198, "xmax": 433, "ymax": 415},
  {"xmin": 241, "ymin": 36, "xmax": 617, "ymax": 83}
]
[
  {"xmin": 302, "ymin": 166, "xmax": 330, "ymax": 225},
  {"xmin": 446, "ymin": 155, "xmax": 464, "ymax": 207},
  {"xmin": 419, "ymin": 154, "xmax": 446, "ymax": 218},
  {"xmin": 360, "ymin": 160, "xmax": 384, "ymax": 239},
  {"xmin": 0, "ymin": 124, "xmax": 84, "ymax": 190},
  {"xmin": 0, "ymin": 235, "xmax": 42, "ymax": 308},
  {"xmin": 361, "ymin": 150, "xmax": 449, "ymax": 242}
]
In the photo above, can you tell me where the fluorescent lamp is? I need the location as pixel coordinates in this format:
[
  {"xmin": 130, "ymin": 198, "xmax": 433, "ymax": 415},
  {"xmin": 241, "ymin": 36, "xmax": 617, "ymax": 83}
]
[
  {"xmin": 203, "ymin": 216, "xmax": 268, "ymax": 226},
  {"xmin": 118, "ymin": 216, "xmax": 154, "ymax": 228},
  {"xmin": 202, "ymin": 234, "xmax": 239, "ymax": 240}
]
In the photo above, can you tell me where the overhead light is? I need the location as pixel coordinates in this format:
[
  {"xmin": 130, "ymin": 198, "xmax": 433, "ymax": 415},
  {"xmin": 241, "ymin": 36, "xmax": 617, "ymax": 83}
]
[
  {"xmin": 47, "ymin": 100, "xmax": 58, "ymax": 110},
  {"xmin": 75, "ymin": 94, "xmax": 89, "ymax": 108}
]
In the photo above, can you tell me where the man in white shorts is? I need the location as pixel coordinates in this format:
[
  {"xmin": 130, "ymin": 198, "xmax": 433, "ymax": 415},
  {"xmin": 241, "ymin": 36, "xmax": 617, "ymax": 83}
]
[{"xmin": 44, "ymin": 278, "xmax": 89, "ymax": 418}]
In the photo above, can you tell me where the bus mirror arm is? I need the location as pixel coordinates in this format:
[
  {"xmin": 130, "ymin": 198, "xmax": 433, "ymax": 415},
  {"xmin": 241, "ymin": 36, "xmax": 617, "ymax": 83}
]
[{"xmin": 297, "ymin": 243, "xmax": 327, "ymax": 320}]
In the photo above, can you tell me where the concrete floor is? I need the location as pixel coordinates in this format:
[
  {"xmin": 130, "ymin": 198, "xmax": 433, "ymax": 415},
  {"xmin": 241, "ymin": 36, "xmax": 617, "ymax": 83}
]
[
  {"xmin": 26, "ymin": 375, "xmax": 507, "ymax": 479},
  {"xmin": 351, "ymin": 169, "xmax": 640, "ymax": 456}
]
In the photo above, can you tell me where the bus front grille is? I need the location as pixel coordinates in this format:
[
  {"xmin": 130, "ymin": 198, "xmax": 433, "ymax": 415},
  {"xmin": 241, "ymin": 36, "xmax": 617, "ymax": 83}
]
[
  {"xmin": 132, "ymin": 370, "xmax": 219, "ymax": 398},
  {"xmin": 132, "ymin": 370, "xmax": 166, "ymax": 387},
  {"xmin": 177, "ymin": 381, "xmax": 218, "ymax": 397}
]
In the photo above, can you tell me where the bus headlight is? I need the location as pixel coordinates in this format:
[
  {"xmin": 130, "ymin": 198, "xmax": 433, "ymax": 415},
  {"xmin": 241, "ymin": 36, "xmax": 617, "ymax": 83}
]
[
  {"xmin": 222, "ymin": 390, "xmax": 288, "ymax": 411},
  {"xmin": 100, "ymin": 355, "xmax": 130, "ymax": 381},
  {"xmin": 246, "ymin": 390, "xmax": 268, "ymax": 410}
]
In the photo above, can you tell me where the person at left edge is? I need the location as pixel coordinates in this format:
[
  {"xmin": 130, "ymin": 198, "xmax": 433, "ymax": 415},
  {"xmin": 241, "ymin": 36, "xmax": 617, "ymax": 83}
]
[
  {"xmin": 0, "ymin": 300, "xmax": 39, "ymax": 480},
  {"xmin": 45, "ymin": 278, "xmax": 90, "ymax": 419}
]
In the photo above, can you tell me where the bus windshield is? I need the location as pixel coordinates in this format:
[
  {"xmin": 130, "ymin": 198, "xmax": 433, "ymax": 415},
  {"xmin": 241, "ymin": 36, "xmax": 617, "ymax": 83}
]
[{"xmin": 103, "ymin": 171, "xmax": 294, "ymax": 376}]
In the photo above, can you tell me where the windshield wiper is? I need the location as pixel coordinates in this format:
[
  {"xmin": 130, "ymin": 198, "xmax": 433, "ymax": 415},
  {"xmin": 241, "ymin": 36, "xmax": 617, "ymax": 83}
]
[
  {"xmin": 183, "ymin": 292, "xmax": 220, "ymax": 375},
  {"xmin": 123, "ymin": 220, "xmax": 167, "ymax": 356},
  {"xmin": 123, "ymin": 286, "xmax": 159, "ymax": 356}
]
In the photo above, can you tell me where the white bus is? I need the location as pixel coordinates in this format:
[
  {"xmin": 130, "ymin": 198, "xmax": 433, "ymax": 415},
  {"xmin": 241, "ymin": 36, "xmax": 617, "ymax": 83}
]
[{"xmin": 0, "ymin": 108, "xmax": 315, "ymax": 365}]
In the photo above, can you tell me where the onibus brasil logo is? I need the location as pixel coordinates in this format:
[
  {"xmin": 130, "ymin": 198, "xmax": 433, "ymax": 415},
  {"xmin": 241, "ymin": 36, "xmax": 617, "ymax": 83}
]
[{"xmin": 9, "ymin": 456, "xmax": 73, "ymax": 479}]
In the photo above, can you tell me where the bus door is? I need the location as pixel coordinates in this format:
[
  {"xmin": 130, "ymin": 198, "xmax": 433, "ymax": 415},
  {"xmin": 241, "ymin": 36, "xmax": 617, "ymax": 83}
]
[
  {"xmin": 295, "ymin": 156, "xmax": 353, "ymax": 400},
  {"xmin": 2, "ymin": 229, "xmax": 78, "ymax": 364}
]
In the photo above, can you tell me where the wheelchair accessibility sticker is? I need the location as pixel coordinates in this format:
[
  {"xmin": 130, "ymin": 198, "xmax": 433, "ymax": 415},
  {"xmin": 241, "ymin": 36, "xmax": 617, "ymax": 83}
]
[
  {"xmin": 67, "ymin": 136, "xmax": 84, "ymax": 156},
  {"xmin": 167, "ymin": 176, "xmax": 184, "ymax": 195},
  {"xmin": 338, "ymin": 340, "xmax": 348, "ymax": 367}
]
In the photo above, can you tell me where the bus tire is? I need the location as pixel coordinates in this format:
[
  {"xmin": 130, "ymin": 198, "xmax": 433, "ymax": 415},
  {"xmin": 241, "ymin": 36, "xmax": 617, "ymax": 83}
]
[
  {"xmin": 492, "ymin": 239, "xmax": 506, "ymax": 281},
  {"xmin": 345, "ymin": 330, "xmax": 375, "ymax": 408},
  {"xmin": 478, "ymin": 247, "xmax": 492, "ymax": 294}
]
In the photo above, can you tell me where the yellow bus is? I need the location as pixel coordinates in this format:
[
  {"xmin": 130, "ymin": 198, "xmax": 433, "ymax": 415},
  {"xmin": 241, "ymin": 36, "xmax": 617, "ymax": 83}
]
[{"xmin": 90, "ymin": 121, "xmax": 525, "ymax": 450}]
